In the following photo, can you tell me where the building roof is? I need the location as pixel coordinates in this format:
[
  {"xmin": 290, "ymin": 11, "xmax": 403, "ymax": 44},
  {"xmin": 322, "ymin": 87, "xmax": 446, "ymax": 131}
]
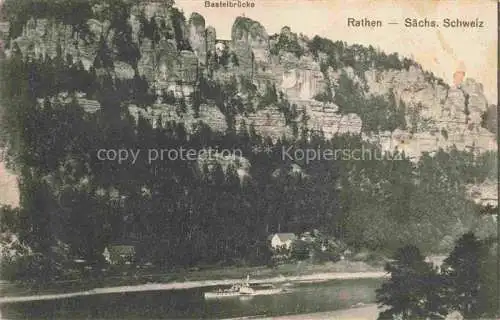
[
  {"xmin": 107, "ymin": 245, "xmax": 136, "ymax": 257},
  {"xmin": 107, "ymin": 237, "xmax": 140, "ymax": 247},
  {"xmin": 270, "ymin": 233, "xmax": 297, "ymax": 242},
  {"xmin": 425, "ymin": 255, "xmax": 447, "ymax": 267}
]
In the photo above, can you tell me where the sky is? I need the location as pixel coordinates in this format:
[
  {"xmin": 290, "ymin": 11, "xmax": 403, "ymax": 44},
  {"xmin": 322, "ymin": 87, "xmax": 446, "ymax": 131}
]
[{"xmin": 176, "ymin": 0, "xmax": 498, "ymax": 104}]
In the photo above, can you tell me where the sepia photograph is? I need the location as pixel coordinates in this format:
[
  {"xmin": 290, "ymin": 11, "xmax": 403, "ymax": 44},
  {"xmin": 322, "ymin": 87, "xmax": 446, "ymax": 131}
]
[{"xmin": 0, "ymin": 0, "xmax": 497, "ymax": 319}]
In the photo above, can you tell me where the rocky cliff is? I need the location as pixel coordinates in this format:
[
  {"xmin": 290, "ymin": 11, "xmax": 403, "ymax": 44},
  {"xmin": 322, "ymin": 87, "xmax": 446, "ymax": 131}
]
[
  {"xmin": 3, "ymin": 2, "xmax": 497, "ymax": 161},
  {"xmin": 362, "ymin": 67, "xmax": 496, "ymax": 158}
]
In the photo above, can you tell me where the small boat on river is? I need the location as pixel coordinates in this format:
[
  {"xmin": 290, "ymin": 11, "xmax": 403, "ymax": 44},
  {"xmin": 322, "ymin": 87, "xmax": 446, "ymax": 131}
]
[{"xmin": 204, "ymin": 275, "xmax": 284, "ymax": 299}]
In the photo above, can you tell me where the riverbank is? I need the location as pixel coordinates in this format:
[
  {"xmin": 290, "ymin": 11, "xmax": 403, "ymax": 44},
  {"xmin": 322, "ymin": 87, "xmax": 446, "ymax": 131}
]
[
  {"xmin": 0, "ymin": 260, "xmax": 384, "ymax": 297},
  {"xmin": 255, "ymin": 304, "xmax": 381, "ymax": 320},
  {"xmin": 0, "ymin": 271, "xmax": 387, "ymax": 304}
]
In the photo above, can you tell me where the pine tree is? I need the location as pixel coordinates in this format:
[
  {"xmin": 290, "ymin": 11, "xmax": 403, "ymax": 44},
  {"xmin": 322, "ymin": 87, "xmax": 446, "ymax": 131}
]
[
  {"xmin": 441, "ymin": 233, "xmax": 490, "ymax": 319},
  {"xmin": 211, "ymin": 162, "xmax": 225, "ymax": 187},
  {"xmin": 376, "ymin": 245, "xmax": 446, "ymax": 319},
  {"xmin": 476, "ymin": 240, "xmax": 499, "ymax": 318},
  {"xmin": 225, "ymin": 164, "xmax": 240, "ymax": 190}
]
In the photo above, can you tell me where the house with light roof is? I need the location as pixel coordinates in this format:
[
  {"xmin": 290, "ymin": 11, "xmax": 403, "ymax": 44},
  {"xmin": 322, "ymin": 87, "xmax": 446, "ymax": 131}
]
[{"xmin": 268, "ymin": 233, "xmax": 297, "ymax": 250}]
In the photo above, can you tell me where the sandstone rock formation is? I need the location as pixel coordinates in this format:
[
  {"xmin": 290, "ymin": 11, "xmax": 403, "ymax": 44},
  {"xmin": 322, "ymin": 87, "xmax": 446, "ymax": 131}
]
[
  {"xmin": 129, "ymin": 103, "xmax": 228, "ymax": 132},
  {"xmin": 467, "ymin": 179, "xmax": 498, "ymax": 207},
  {"xmin": 364, "ymin": 66, "xmax": 496, "ymax": 159},
  {"xmin": 231, "ymin": 16, "xmax": 270, "ymax": 64},
  {"xmin": 278, "ymin": 53, "xmax": 325, "ymax": 100},
  {"xmin": 188, "ymin": 13, "xmax": 207, "ymax": 64},
  {"xmin": 4, "ymin": 5, "xmax": 497, "ymax": 162}
]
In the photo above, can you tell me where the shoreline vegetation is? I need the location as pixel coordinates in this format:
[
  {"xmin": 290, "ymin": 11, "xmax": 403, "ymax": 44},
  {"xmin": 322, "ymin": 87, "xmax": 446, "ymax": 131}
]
[{"xmin": 0, "ymin": 266, "xmax": 386, "ymax": 304}]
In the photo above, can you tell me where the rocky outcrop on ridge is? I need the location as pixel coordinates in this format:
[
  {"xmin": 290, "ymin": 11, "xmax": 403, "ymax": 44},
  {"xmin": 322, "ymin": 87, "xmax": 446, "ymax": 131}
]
[{"xmin": 3, "ymin": 2, "xmax": 497, "ymax": 161}]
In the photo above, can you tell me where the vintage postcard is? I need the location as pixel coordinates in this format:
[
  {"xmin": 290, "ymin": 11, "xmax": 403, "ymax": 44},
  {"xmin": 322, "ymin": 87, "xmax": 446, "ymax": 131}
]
[{"xmin": 0, "ymin": 0, "xmax": 497, "ymax": 319}]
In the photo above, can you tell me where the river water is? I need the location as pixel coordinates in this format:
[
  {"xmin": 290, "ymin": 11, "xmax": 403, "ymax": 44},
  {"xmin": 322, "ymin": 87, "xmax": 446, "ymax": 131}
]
[{"xmin": 0, "ymin": 278, "xmax": 382, "ymax": 319}]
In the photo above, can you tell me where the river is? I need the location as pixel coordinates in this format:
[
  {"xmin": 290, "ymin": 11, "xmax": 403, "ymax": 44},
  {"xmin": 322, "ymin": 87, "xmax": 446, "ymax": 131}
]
[{"xmin": 0, "ymin": 278, "xmax": 383, "ymax": 319}]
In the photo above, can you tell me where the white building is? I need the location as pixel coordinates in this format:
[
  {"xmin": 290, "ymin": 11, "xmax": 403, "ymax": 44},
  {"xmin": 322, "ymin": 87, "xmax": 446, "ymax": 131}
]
[
  {"xmin": 268, "ymin": 233, "xmax": 297, "ymax": 250},
  {"xmin": 103, "ymin": 247, "xmax": 111, "ymax": 264}
]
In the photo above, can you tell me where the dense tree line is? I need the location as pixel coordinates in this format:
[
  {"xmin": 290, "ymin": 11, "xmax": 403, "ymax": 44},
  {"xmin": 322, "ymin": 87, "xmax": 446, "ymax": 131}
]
[
  {"xmin": 377, "ymin": 233, "xmax": 498, "ymax": 319},
  {"xmin": 308, "ymin": 36, "xmax": 415, "ymax": 75}
]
